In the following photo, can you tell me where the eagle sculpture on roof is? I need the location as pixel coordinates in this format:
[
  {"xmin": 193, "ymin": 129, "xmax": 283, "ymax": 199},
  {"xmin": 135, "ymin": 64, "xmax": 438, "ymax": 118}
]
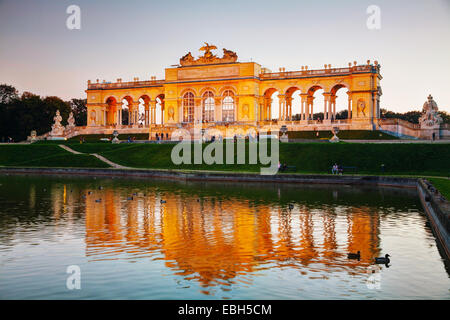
[{"xmin": 199, "ymin": 42, "xmax": 217, "ymax": 59}]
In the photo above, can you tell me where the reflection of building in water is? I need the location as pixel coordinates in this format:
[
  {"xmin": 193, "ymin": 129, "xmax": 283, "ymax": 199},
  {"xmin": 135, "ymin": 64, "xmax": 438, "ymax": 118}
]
[{"xmin": 83, "ymin": 188, "xmax": 381, "ymax": 287}]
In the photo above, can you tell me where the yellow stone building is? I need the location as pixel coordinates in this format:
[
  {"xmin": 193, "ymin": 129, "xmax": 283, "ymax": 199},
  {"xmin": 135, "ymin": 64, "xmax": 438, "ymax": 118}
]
[{"xmin": 85, "ymin": 44, "xmax": 382, "ymax": 139}]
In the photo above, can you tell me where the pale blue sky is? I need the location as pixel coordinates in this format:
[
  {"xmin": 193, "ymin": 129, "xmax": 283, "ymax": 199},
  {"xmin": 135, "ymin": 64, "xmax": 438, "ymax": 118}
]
[{"xmin": 0, "ymin": 0, "xmax": 449, "ymax": 113}]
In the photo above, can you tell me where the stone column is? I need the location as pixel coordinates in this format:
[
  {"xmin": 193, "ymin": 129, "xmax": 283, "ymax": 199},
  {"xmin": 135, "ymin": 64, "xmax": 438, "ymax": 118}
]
[
  {"xmin": 300, "ymin": 94, "xmax": 308, "ymax": 121},
  {"xmin": 149, "ymin": 100, "xmax": 156, "ymax": 124},
  {"xmin": 215, "ymin": 97, "xmax": 222, "ymax": 122},
  {"xmin": 330, "ymin": 95, "xmax": 336, "ymax": 121},
  {"xmin": 131, "ymin": 101, "xmax": 140, "ymax": 125},
  {"xmin": 116, "ymin": 102, "xmax": 122, "ymax": 125},
  {"xmin": 161, "ymin": 100, "xmax": 165, "ymax": 124},
  {"xmin": 278, "ymin": 94, "xmax": 285, "ymax": 121},
  {"xmin": 144, "ymin": 102, "xmax": 150, "ymax": 126},
  {"xmin": 194, "ymin": 97, "xmax": 202, "ymax": 124},
  {"xmin": 307, "ymin": 96, "xmax": 314, "ymax": 120},
  {"xmin": 347, "ymin": 92, "xmax": 352, "ymax": 119},
  {"xmin": 235, "ymin": 97, "xmax": 239, "ymax": 122},
  {"xmin": 285, "ymin": 96, "xmax": 293, "ymax": 120},
  {"xmin": 323, "ymin": 93, "xmax": 330, "ymax": 121},
  {"xmin": 265, "ymin": 98, "xmax": 272, "ymax": 120}
]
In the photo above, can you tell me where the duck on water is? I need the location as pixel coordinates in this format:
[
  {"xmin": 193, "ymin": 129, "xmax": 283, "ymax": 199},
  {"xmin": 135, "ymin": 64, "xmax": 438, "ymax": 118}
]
[{"xmin": 375, "ymin": 254, "xmax": 390, "ymax": 264}]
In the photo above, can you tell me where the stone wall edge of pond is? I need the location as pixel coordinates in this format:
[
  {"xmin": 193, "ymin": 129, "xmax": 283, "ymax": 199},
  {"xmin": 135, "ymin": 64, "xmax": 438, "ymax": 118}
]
[
  {"xmin": 417, "ymin": 179, "xmax": 450, "ymax": 260},
  {"xmin": 0, "ymin": 167, "xmax": 419, "ymax": 187}
]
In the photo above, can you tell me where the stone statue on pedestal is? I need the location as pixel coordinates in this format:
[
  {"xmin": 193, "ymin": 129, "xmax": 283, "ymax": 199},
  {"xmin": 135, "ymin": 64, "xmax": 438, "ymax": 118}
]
[
  {"xmin": 66, "ymin": 112, "xmax": 76, "ymax": 130},
  {"xmin": 419, "ymin": 95, "xmax": 442, "ymax": 140},
  {"xmin": 419, "ymin": 95, "xmax": 442, "ymax": 128},
  {"xmin": 50, "ymin": 110, "xmax": 65, "ymax": 137},
  {"xmin": 329, "ymin": 127, "xmax": 340, "ymax": 143}
]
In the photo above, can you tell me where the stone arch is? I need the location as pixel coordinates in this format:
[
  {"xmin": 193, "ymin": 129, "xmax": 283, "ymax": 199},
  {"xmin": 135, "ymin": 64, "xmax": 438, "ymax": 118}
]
[
  {"xmin": 105, "ymin": 96, "xmax": 118, "ymax": 125},
  {"xmin": 218, "ymin": 85, "xmax": 237, "ymax": 96},
  {"xmin": 263, "ymin": 87, "xmax": 279, "ymax": 98},
  {"xmin": 306, "ymin": 85, "xmax": 324, "ymax": 96},
  {"xmin": 138, "ymin": 95, "xmax": 151, "ymax": 125},
  {"xmin": 199, "ymin": 86, "xmax": 217, "ymax": 96},
  {"xmin": 330, "ymin": 83, "xmax": 351, "ymax": 120},
  {"xmin": 105, "ymin": 95, "xmax": 119, "ymax": 104},
  {"xmin": 179, "ymin": 88, "xmax": 197, "ymax": 98},
  {"xmin": 155, "ymin": 94, "xmax": 165, "ymax": 124},
  {"xmin": 330, "ymin": 82, "xmax": 350, "ymax": 94},
  {"xmin": 284, "ymin": 86, "xmax": 303, "ymax": 120},
  {"xmin": 262, "ymin": 88, "xmax": 280, "ymax": 120}
]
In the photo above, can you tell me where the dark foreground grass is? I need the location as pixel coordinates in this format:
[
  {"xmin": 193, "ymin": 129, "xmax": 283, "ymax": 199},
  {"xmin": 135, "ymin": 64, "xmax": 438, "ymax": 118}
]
[
  {"xmin": 428, "ymin": 178, "xmax": 450, "ymax": 200},
  {"xmin": 65, "ymin": 141, "xmax": 450, "ymax": 176},
  {"xmin": 0, "ymin": 145, "xmax": 110, "ymax": 168}
]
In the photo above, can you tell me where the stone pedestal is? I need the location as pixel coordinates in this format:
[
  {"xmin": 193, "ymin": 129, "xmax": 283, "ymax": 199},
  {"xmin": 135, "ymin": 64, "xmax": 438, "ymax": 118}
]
[{"xmin": 419, "ymin": 95, "xmax": 442, "ymax": 140}]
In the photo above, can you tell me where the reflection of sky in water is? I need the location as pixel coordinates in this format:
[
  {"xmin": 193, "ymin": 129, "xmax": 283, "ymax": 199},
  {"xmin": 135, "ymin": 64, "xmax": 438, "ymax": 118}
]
[{"xmin": 0, "ymin": 175, "xmax": 448, "ymax": 299}]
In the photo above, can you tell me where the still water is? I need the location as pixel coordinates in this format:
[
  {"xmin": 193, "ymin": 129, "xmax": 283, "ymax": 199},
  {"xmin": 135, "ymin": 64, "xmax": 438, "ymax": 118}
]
[{"xmin": 0, "ymin": 174, "xmax": 448, "ymax": 300}]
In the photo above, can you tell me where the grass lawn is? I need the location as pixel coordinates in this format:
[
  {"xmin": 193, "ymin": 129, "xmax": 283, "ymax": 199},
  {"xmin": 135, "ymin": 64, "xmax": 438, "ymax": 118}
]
[
  {"xmin": 1, "ymin": 142, "xmax": 449, "ymax": 177},
  {"xmin": 428, "ymin": 178, "xmax": 450, "ymax": 200},
  {"xmin": 0, "ymin": 144, "xmax": 110, "ymax": 168},
  {"xmin": 61, "ymin": 141, "xmax": 450, "ymax": 177}
]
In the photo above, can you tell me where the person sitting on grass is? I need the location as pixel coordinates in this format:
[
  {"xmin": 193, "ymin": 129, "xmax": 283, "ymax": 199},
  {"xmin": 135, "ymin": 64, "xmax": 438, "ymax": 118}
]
[{"xmin": 332, "ymin": 163, "xmax": 338, "ymax": 174}]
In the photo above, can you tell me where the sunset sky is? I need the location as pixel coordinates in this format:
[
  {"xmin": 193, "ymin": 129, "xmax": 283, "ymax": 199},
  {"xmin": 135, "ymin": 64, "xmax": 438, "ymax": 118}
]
[{"xmin": 0, "ymin": 0, "xmax": 449, "ymax": 113}]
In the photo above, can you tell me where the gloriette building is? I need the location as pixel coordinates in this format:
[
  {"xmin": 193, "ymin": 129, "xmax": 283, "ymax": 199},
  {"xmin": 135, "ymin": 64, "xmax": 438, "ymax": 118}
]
[{"xmin": 85, "ymin": 44, "xmax": 383, "ymax": 138}]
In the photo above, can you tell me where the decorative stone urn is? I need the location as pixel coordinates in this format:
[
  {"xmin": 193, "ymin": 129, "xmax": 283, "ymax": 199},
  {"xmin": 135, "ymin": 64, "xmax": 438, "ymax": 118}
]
[
  {"xmin": 329, "ymin": 127, "xmax": 340, "ymax": 143},
  {"xmin": 27, "ymin": 130, "xmax": 37, "ymax": 142},
  {"xmin": 419, "ymin": 95, "xmax": 442, "ymax": 140},
  {"xmin": 112, "ymin": 130, "xmax": 120, "ymax": 144},
  {"xmin": 280, "ymin": 125, "xmax": 288, "ymax": 142}
]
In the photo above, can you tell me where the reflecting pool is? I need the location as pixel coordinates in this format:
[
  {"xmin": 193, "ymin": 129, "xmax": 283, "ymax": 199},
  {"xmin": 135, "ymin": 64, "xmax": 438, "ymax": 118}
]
[{"xmin": 0, "ymin": 175, "xmax": 448, "ymax": 299}]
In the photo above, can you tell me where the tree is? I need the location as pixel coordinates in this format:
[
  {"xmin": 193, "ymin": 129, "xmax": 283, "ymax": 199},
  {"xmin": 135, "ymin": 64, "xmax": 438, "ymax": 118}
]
[
  {"xmin": 0, "ymin": 86, "xmax": 72, "ymax": 142},
  {"xmin": 70, "ymin": 98, "xmax": 87, "ymax": 126},
  {"xmin": 439, "ymin": 111, "xmax": 449, "ymax": 124},
  {"xmin": 0, "ymin": 84, "xmax": 18, "ymax": 104}
]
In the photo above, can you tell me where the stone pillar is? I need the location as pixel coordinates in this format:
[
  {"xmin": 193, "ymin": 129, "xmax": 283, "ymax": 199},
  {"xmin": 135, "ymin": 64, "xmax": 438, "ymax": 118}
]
[
  {"xmin": 215, "ymin": 97, "xmax": 222, "ymax": 122},
  {"xmin": 285, "ymin": 96, "xmax": 293, "ymax": 121},
  {"xmin": 131, "ymin": 101, "xmax": 139, "ymax": 125},
  {"xmin": 307, "ymin": 96, "xmax": 314, "ymax": 120},
  {"xmin": 144, "ymin": 102, "xmax": 150, "ymax": 126},
  {"xmin": 330, "ymin": 95, "xmax": 336, "ymax": 120},
  {"xmin": 266, "ymin": 98, "xmax": 272, "ymax": 120},
  {"xmin": 235, "ymin": 97, "xmax": 239, "ymax": 122},
  {"xmin": 347, "ymin": 92, "xmax": 352, "ymax": 119},
  {"xmin": 278, "ymin": 94, "xmax": 285, "ymax": 121},
  {"xmin": 194, "ymin": 97, "xmax": 202, "ymax": 124},
  {"xmin": 149, "ymin": 100, "xmax": 156, "ymax": 124},
  {"xmin": 161, "ymin": 100, "xmax": 165, "ymax": 124},
  {"xmin": 300, "ymin": 94, "xmax": 308, "ymax": 121},
  {"xmin": 323, "ymin": 93, "xmax": 330, "ymax": 120},
  {"xmin": 117, "ymin": 102, "xmax": 122, "ymax": 125}
]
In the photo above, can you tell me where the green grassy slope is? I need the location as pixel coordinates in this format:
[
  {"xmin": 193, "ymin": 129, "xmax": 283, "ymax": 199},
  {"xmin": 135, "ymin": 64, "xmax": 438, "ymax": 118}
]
[
  {"xmin": 0, "ymin": 145, "xmax": 110, "ymax": 168},
  {"xmin": 64, "ymin": 142, "xmax": 450, "ymax": 176}
]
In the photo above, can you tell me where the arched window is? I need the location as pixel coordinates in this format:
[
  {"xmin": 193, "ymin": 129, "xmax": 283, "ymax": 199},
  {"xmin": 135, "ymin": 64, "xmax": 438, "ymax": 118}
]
[
  {"xmin": 202, "ymin": 91, "xmax": 214, "ymax": 122},
  {"xmin": 182, "ymin": 92, "xmax": 194, "ymax": 123},
  {"xmin": 222, "ymin": 90, "xmax": 235, "ymax": 122}
]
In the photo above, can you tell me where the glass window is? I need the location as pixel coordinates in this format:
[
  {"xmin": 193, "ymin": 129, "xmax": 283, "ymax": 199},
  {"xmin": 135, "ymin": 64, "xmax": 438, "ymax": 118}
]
[
  {"xmin": 183, "ymin": 92, "xmax": 194, "ymax": 123},
  {"xmin": 202, "ymin": 91, "xmax": 214, "ymax": 122},
  {"xmin": 222, "ymin": 90, "xmax": 235, "ymax": 122}
]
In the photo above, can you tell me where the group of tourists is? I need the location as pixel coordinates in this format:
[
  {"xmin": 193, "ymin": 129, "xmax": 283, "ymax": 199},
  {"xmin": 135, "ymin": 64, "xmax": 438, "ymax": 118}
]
[
  {"xmin": 331, "ymin": 163, "xmax": 343, "ymax": 175},
  {"xmin": 155, "ymin": 133, "xmax": 169, "ymax": 142}
]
